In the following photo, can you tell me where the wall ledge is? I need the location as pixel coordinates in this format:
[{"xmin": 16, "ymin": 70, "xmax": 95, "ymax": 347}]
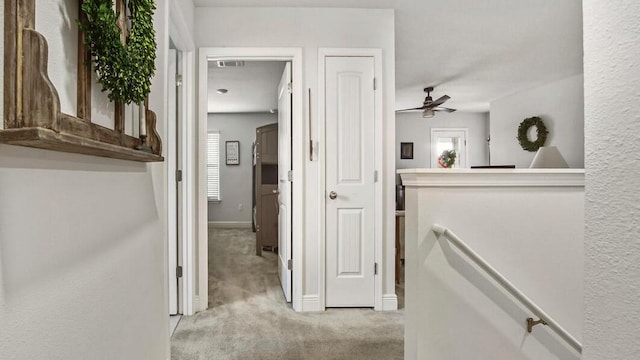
[{"xmin": 398, "ymin": 168, "xmax": 585, "ymax": 188}]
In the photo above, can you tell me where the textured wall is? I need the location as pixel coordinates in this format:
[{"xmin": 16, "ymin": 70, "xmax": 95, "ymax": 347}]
[
  {"xmin": 490, "ymin": 74, "xmax": 584, "ymax": 168},
  {"xmin": 583, "ymin": 1, "xmax": 640, "ymax": 358},
  {"xmin": 207, "ymin": 112, "xmax": 278, "ymax": 222}
]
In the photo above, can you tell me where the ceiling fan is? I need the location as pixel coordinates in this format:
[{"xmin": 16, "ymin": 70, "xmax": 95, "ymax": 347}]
[{"xmin": 397, "ymin": 86, "xmax": 456, "ymax": 118}]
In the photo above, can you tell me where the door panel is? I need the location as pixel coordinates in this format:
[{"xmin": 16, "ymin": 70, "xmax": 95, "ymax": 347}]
[
  {"xmin": 337, "ymin": 209, "xmax": 364, "ymax": 275},
  {"xmin": 325, "ymin": 56, "xmax": 375, "ymax": 307},
  {"xmin": 277, "ymin": 62, "xmax": 293, "ymax": 303}
]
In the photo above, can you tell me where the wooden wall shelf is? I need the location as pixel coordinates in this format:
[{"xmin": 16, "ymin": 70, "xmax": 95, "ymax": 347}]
[
  {"xmin": 0, "ymin": 127, "xmax": 163, "ymax": 162},
  {"xmin": 3, "ymin": 0, "xmax": 164, "ymax": 162}
]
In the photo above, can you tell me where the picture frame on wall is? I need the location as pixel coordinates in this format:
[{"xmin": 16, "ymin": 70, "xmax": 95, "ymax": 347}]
[
  {"xmin": 400, "ymin": 142, "xmax": 414, "ymax": 159},
  {"xmin": 226, "ymin": 141, "xmax": 240, "ymax": 165}
]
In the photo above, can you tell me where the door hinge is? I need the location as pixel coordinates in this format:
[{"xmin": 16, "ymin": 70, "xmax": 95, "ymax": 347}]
[
  {"xmin": 373, "ymin": 77, "xmax": 377, "ymax": 90},
  {"xmin": 176, "ymin": 266, "xmax": 183, "ymax": 278},
  {"xmin": 176, "ymin": 169, "xmax": 183, "ymax": 182},
  {"xmin": 176, "ymin": 75, "xmax": 183, "ymax": 87},
  {"xmin": 287, "ymin": 82, "xmax": 293, "ymax": 94},
  {"xmin": 287, "ymin": 170, "xmax": 293, "ymax": 182},
  {"xmin": 374, "ymin": 170, "xmax": 378, "ymax": 183},
  {"xmin": 287, "ymin": 259, "xmax": 292, "ymax": 270},
  {"xmin": 374, "ymin": 262, "xmax": 378, "ymax": 275}
]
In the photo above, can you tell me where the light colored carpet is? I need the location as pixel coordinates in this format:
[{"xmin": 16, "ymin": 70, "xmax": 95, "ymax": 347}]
[{"xmin": 171, "ymin": 228, "xmax": 404, "ymax": 360}]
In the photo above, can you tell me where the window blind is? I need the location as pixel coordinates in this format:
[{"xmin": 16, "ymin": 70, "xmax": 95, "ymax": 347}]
[{"xmin": 207, "ymin": 131, "xmax": 220, "ymax": 201}]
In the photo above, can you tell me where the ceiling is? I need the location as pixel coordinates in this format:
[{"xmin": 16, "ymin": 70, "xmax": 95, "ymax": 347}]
[
  {"xmin": 208, "ymin": 61, "xmax": 286, "ymax": 113},
  {"xmin": 196, "ymin": 0, "xmax": 583, "ymax": 112}
]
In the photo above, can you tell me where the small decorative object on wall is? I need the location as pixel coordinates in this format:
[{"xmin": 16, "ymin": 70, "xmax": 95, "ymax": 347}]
[
  {"xmin": 400, "ymin": 142, "xmax": 414, "ymax": 159},
  {"xmin": 226, "ymin": 141, "xmax": 240, "ymax": 165},
  {"xmin": 438, "ymin": 149, "xmax": 457, "ymax": 168},
  {"xmin": 517, "ymin": 116, "xmax": 548, "ymax": 152}
]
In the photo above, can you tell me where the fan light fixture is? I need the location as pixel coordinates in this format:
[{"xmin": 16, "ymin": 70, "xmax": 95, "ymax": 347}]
[
  {"xmin": 397, "ymin": 86, "xmax": 457, "ymax": 117},
  {"xmin": 422, "ymin": 108, "xmax": 435, "ymax": 118}
]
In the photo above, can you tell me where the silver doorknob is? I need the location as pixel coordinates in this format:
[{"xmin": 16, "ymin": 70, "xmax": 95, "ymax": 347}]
[{"xmin": 329, "ymin": 191, "xmax": 337, "ymax": 200}]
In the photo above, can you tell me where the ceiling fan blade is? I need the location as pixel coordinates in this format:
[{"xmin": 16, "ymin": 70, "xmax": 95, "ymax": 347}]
[
  {"xmin": 430, "ymin": 95, "xmax": 450, "ymax": 107},
  {"xmin": 396, "ymin": 106, "xmax": 426, "ymax": 112},
  {"xmin": 433, "ymin": 107, "xmax": 457, "ymax": 113}
]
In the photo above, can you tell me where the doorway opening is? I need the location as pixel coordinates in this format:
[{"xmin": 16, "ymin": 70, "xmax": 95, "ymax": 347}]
[
  {"xmin": 198, "ymin": 48, "xmax": 302, "ymax": 310},
  {"xmin": 206, "ymin": 60, "xmax": 294, "ymax": 306}
]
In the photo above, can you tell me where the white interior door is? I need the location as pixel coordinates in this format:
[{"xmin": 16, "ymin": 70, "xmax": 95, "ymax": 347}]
[
  {"xmin": 277, "ymin": 62, "xmax": 293, "ymax": 302},
  {"xmin": 167, "ymin": 48, "xmax": 179, "ymax": 314},
  {"xmin": 325, "ymin": 56, "xmax": 376, "ymax": 307}
]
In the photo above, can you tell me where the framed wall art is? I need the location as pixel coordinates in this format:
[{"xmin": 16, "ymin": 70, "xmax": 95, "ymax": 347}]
[
  {"xmin": 400, "ymin": 142, "xmax": 414, "ymax": 160},
  {"xmin": 226, "ymin": 141, "xmax": 240, "ymax": 165}
]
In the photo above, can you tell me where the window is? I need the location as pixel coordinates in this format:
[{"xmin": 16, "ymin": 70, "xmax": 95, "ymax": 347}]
[{"xmin": 207, "ymin": 131, "xmax": 221, "ymax": 201}]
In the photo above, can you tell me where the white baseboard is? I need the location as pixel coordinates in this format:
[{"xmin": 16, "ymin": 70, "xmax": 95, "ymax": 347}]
[
  {"xmin": 301, "ymin": 295, "xmax": 322, "ymax": 312},
  {"xmin": 382, "ymin": 293, "xmax": 398, "ymax": 311},
  {"xmin": 208, "ymin": 221, "xmax": 252, "ymax": 229},
  {"xmin": 194, "ymin": 295, "xmax": 208, "ymax": 313}
]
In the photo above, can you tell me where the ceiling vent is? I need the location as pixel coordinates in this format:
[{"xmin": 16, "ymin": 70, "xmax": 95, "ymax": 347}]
[{"xmin": 216, "ymin": 60, "xmax": 245, "ymax": 68}]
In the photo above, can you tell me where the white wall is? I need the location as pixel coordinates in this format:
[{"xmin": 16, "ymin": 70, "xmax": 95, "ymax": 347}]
[
  {"xmin": 194, "ymin": 7, "xmax": 396, "ymax": 310},
  {"xmin": 583, "ymin": 1, "xmax": 640, "ymax": 358},
  {"xmin": 401, "ymin": 169, "xmax": 584, "ymax": 360},
  {"xmin": 0, "ymin": 0, "xmax": 176, "ymax": 358},
  {"xmin": 490, "ymin": 74, "xmax": 584, "ymax": 168},
  {"xmin": 395, "ymin": 111, "xmax": 489, "ymax": 180},
  {"xmin": 207, "ymin": 112, "xmax": 277, "ymax": 222}
]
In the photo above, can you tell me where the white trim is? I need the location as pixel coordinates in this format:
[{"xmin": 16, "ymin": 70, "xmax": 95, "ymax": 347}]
[
  {"xmin": 317, "ymin": 48, "xmax": 385, "ymax": 311},
  {"xmin": 198, "ymin": 47, "xmax": 305, "ymax": 312},
  {"xmin": 168, "ymin": 1, "xmax": 195, "ymax": 51},
  {"xmin": 181, "ymin": 50, "xmax": 196, "ymax": 316},
  {"xmin": 168, "ymin": 10, "xmax": 196, "ymax": 317},
  {"xmin": 194, "ymin": 295, "xmax": 200, "ymax": 313},
  {"xmin": 208, "ymin": 221, "xmax": 252, "ymax": 229},
  {"xmin": 382, "ymin": 294, "xmax": 399, "ymax": 311},
  {"xmin": 301, "ymin": 295, "xmax": 321, "ymax": 312},
  {"xmin": 167, "ymin": 48, "xmax": 178, "ymax": 315},
  {"xmin": 398, "ymin": 168, "xmax": 586, "ymax": 188}
]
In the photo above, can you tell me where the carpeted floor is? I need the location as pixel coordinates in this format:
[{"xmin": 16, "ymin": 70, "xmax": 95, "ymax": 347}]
[{"xmin": 171, "ymin": 227, "xmax": 404, "ymax": 360}]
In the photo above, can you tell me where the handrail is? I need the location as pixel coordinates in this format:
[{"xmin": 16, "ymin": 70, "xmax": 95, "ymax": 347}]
[{"xmin": 432, "ymin": 224, "xmax": 583, "ymax": 354}]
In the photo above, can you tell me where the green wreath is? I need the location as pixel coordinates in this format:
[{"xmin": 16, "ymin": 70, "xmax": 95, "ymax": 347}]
[
  {"xmin": 78, "ymin": 0, "xmax": 157, "ymax": 105},
  {"xmin": 438, "ymin": 149, "xmax": 457, "ymax": 168},
  {"xmin": 517, "ymin": 116, "xmax": 548, "ymax": 152}
]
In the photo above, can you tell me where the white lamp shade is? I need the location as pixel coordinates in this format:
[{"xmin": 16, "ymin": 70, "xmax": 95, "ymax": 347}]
[
  {"xmin": 529, "ymin": 146, "xmax": 569, "ymax": 168},
  {"xmin": 422, "ymin": 108, "xmax": 435, "ymax": 118}
]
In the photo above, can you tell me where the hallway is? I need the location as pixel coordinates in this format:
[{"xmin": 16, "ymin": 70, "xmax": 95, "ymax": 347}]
[{"xmin": 171, "ymin": 227, "xmax": 403, "ymax": 359}]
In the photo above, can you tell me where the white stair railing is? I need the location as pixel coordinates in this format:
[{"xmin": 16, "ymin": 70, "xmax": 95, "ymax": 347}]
[{"xmin": 432, "ymin": 224, "xmax": 582, "ymax": 354}]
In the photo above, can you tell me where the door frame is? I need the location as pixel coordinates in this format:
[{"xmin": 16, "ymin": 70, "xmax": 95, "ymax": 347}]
[
  {"xmin": 197, "ymin": 47, "xmax": 304, "ymax": 311},
  {"xmin": 167, "ymin": 47, "xmax": 179, "ymax": 315},
  {"xmin": 168, "ymin": 1, "xmax": 196, "ymax": 316},
  {"xmin": 317, "ymin": 48, "xmax": 384, "ymax": 310}
]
